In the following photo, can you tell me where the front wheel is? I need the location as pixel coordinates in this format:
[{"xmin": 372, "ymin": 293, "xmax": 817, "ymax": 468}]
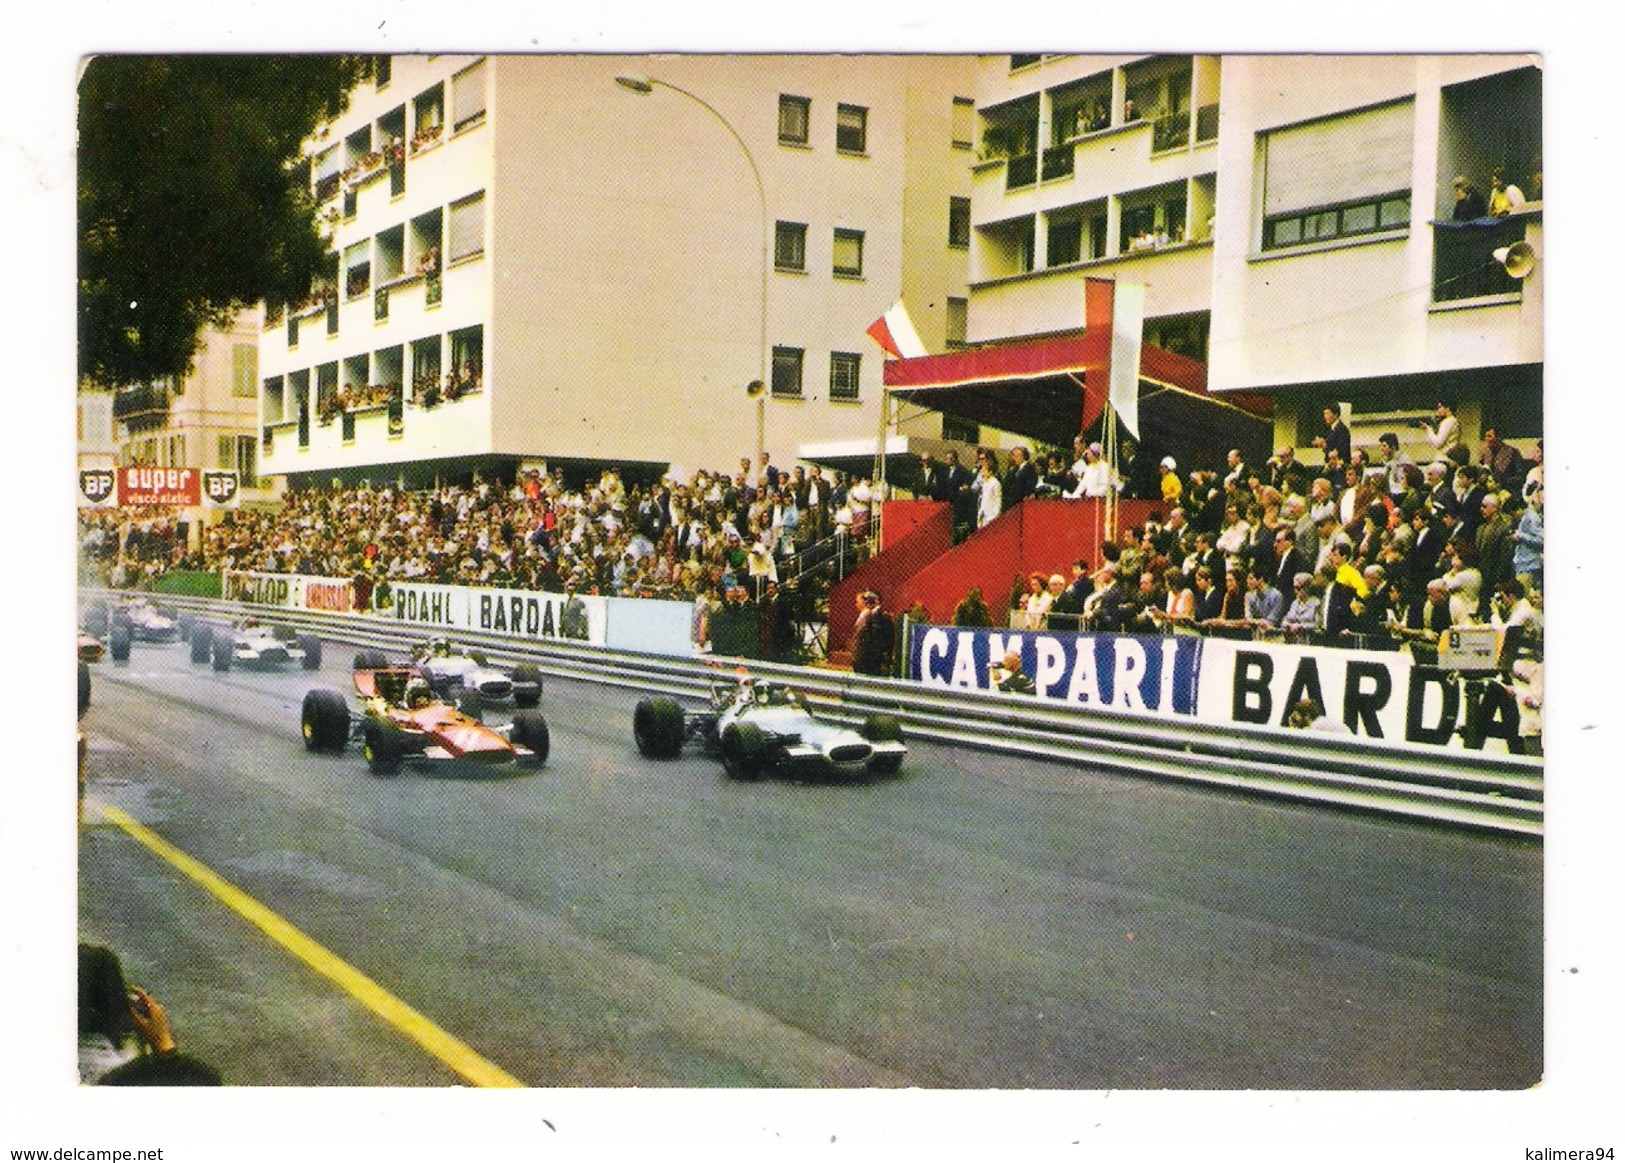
[
  {"xmin": 721, "ymin": 722, "xmax": 767, "ymax": 781},
  {"xmin": 211, "ymin": 629, "xmax": 233, "ymax": 672},
  {"xmin": 298, "ymin": 635, "xmax": 323, "ymax": 671},
  {"xmin": 301, "ymin": 688, "xmax": 350, "ymax": 752},
  {"xmin": 511, "ymin": 663, "xmax": 543, "ymax": 709},
  {"xmin": 190, "ymin": 626, "xmax": 213, "ymax": 664},
  {"xmin": 362, "ymin": 722, "xmax": 404, "ymax": 776},
  {"xmin": 634, "ymin": 698, "xmax": 686, "ymax": 758},
  {"xmin": 109, "ymin": 622, "xmax": 132, "ymax": 662},
  {"xmin": 511, "ymin": 709, "xmax": 550, "ymax": 766}
]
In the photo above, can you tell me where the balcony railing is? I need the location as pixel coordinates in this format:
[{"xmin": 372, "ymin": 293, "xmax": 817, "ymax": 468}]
[
  {"xmin": 1196, "ymin": 103, "xmax": 1219, "ymax": 143},
  {"xmin": 1006, "ymin": 153, "xmax": 1038, "ymax": 190},
  {"xmin": 1040, "ymin": 145, "xmax": 1074, "ymax": 181},
  {"xmin": 314, "ymin": 173, "xmax": 342, "ymax": 203},
  {"xmin": 375, "ymin": 286, "xmax": 390, "ymax": 321},
  {"xmin": 1151, "ymin": 114, "xmax": 1191, "ymax": 153},
  {"xmin": 112, "ymin": 384, "xmax": 172, "ymax": 423},
  {"xmin": 390, "ymin": 162, "xmax": 406, "ymax": 198},
  {"xmin": 1433, "ymin": 216, "xmax": 1529, "ymax": 303}
]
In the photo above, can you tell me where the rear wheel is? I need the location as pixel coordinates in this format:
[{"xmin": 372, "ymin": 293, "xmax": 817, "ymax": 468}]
[
  {"xmin": 362, "ymin": 722, "xmax": 404, "ymax": 776},
  {"xmin": 456, "ymin": 690, "xmax": 484, "ymax": 722},
  {"xmin": 190, "ymin": 626, "xmax": 213, "ymax": 664},
  {"xmin": 511, "ymin": 663, "xmax": 543, "ymax": 709},
  {"xmin": 633, "ymin": 698, "xmax": 686, "ymax": 758},
  {"xmin": 861, "ymin": 713, "xmax": 903, "ymax": 743},
  {"xmin": 211, "ymin": 629, "xmax": 233, "ymax": 672},
  {"xmin": 298, "ymin": 635, "xmax": 323, "ymax": 671},
  {"xmin": 300, "ymin": 688, "xmax": 350, "ymax": 752},
  {"xmin": 721, "ymin": 722, "xmax": 767, "ymax": 781},
  {"xmin": 511, "ymin": 709, "xmax": 550, "ymax": 765},
  {"xmin": 78, "ymin": 661, "xmax": 91, "ymax": 719},
  {"xmin": 353, "ymin": 650, "xmax": 390, "ymax": 671},
  {"xmin": 108, "ymin": 622, "xmax": 132, "ymax": 662}
]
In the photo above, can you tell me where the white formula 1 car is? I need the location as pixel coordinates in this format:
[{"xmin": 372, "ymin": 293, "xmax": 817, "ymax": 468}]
[
  {"xmin": 411, "ymin": 638, "xmax": 542, "ymax": 709},
  {"xmin": 192, "ymin": 617, "xmax": 323, "ymax": 672}
]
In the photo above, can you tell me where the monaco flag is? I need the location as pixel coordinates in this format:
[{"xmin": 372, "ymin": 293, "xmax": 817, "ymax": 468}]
[{"xmin": 865, "ymin": 300, "xmax": 928, "ymax": 360}]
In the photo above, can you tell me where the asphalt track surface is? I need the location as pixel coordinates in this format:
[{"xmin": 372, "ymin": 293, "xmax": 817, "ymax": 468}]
[{"xmin": 78, "ymin": 636, "xmax": 1542, "ymax": 1089}]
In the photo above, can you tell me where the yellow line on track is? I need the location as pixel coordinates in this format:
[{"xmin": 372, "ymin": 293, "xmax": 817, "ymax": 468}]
[{"xmin": 89, "ymin": 799, "xmax": 525, "ymax": 1088}]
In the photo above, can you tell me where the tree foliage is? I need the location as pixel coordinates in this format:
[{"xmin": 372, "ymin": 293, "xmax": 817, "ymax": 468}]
[{"xmin": 78, "ymin": 55, "xmax": 372, "ymax": 386}]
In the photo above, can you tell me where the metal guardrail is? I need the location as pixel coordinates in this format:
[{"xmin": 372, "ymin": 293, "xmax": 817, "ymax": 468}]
[{"xmin": 85, "ymin": 590, "xmax": 1544, "ymax": 837}]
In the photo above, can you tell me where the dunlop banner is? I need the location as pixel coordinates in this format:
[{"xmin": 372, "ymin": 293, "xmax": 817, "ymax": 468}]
[{"xmin": 221, "ymin": 571, "xmax": 356, "ymax": 613}]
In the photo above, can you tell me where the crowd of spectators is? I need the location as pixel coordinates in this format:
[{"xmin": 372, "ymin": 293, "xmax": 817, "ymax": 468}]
[{"xmin": 955, "ymin": 411, "xmax": 1544, "ymax": 670}]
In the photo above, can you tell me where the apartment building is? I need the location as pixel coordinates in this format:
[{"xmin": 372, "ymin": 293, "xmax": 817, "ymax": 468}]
[
  {"xmin": 960, "ymin": 53, "xmax": 1540, "ymax": 460},
  {"xmin": 258, "ymin": 54, "xmax": 977, "ymax": 487}
]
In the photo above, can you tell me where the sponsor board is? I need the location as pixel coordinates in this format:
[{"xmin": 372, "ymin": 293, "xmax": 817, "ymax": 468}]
[
  {"xmin": 201, "ymin": 470, "xmax": 241, "ymax": 509},
  {"xmin": 1198, "ymin": 639, "xmax": 1523, "ymax": 753},
  {"xmin": 221, "ymin": 571, "xmax": 355, "ymax": 613},
  {"xmin": 386, "ymin": 582, "xmax": 607, "ymax": 646},
  {"xmin": 908, "ymin": 624, "xmax": 1203, "ymax": 714},
  {"xmin": 79, "ymin": 469, "xmax": 117, "ymax": 508},
  {"xmin": 119, "ymin": 466, "xmax": 200, "ymax": 507}
]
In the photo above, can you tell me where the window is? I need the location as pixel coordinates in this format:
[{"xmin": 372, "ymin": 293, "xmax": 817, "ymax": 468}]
[
  {"xmin": 449, "ymin": 326, "xmax": 484, "ymax": 389},
  {"xmin": 949, "ymin": 197, "xmax": 971, "ymax": 248},
  {"xmin": 448, "ymin": 192, "xmax": 485, "ymax": 263},
  {"xmin": 771, "ymin": 346, "xmax": 804, "ymax": 398},
  {"xmin": 345, "ymin": 241, "xmax": 371, "ymax": 298},
  {"xmin": 836, "ymin": 104, "xmax": 867, "ymax": 154},
  {"xmin": 942, "ymin": 414, "xmax": 980, "ymax": 443},
  {"xmin": 829, "ymin": 352, "xmax": 861, "ymax": 401},
  {"xmin": 833, "ymin": 228, "xmax": 864, "ymax": 277},
  {"xmin": 232, "ymin": 344, "xmax": 258, "ymax": 397},
  {"xmin": 778, "ymin": 94, "xmax": 810, "ymax": 145},
  {"xmin": 951, "ymin": 97, "xmax": 975, "ymax": 149},
  {"xmin": 235, "ymin": 434, "xmax": 258, "ymax": 484},
  {"xmin": 1010, "ymin": 55, "xmax": 1042, "ymax": 71},
  {"xmin": 774, "ymin": 221, "xmax": 807, "ymax": 271},
  {"xmin": 218, "ymin": 434, "xmax": 235, "ymax": 469},
  {"xmin": 375, "ymin": 55, "xmax": 392, "ymax": 89},
  {"xmin": 1047, "ymin": 219, "xmax": 1083, "ymax": 266},
  {"xmin": 313, "ymin": 146, "xmax": 341, "ymax": 202},
  {"xmin": 452, "ymin": 59, "xmax": 487, "ymax": 132},
  {"xmin": 945, "ymin": 297, "xmax": 967, "ymax": 350},
  {"xmin": 1260, "ymin": 99, "xmax": 1413, "ymax": 251}
]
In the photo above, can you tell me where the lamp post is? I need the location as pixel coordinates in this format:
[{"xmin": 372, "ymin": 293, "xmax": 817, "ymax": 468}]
[{"xmin": 615, "ymin": 73, "xmax": 770, "ymax": 470}]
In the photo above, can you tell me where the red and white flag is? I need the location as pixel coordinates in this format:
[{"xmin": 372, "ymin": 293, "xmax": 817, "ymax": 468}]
[{"xmin": 865, "ymin": 300, "xmax": 927, "ymax": 360}]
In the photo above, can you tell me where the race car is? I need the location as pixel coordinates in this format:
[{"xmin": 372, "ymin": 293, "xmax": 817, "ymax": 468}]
[
  {"xmin": 195, "ymin": 617, "xmax": 323, "ymax": 672},
  {"xmin": 633, "ymin": 673, "xmax": 906, "ymax": 780},
  {"xmin": 121, "ymin": 599, "xmax": 182, "ymax": 642},
  {"xmin": 411, "ymin": 638, "xmax": 542, "ymax": 709},
  {"xmin": 300, "ymin": 661, "xmax": 549, "ymax": 776}
]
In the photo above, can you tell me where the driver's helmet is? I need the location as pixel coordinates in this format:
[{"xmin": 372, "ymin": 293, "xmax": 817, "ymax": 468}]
[
  {"xmin": 405, "ymin": 678, "xmax": 433, "ymax": 708},
  {"xmin": 430, "ymin": 637, "xmax": 451, "ymax": 656}
]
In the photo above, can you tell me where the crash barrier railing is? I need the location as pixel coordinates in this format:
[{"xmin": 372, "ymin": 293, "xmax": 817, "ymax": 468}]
[{"xmin": 85, "ymin": 590, "xmax": 1543, "ymax": 837}]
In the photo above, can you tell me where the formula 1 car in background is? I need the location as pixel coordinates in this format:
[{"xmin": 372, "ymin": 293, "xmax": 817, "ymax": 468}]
[
  {"xmin": 411, "ymin": 638, "xmax": 542, "ymax": 709},
  {"xmin": 633, "ymin": 673, "xmax": 905, "ymax": 781},
  {"xmin": 192, "ymin": 617, "xmax": 323, "ymax": 672},
  {"xmin": 300, "ymin": 659, "xmax": 548, "ymax": 776}
]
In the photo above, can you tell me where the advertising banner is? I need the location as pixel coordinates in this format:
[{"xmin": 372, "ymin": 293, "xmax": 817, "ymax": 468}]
[
  {"xmin": 908, "ymin": 624, "xmax": 1203, "ymax": 715},
  {"xmin": 222, "ymin": 571, "xmax": 355, "ymax": 612},
  {"xmin": 78, "ymin": 468, "xmax": 117, "ymax": 509},
  {"xmin": 118, "ymin": 466, "xmax": 200, "ymax": 507},
  {"xmin": 1196, "ymin": 639, "xmax": 1523, "ymax": 753},
  {"xmin": 384, "ymin": 581, "xmax": 607, "ymax": 647},
  {"xmin": 201, "ymin": 470, "xmax": 241, "ymax": 509}
]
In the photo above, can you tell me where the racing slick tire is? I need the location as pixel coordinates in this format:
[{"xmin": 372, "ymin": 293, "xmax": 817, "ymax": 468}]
[
  {"xmin": 298, "ymin": 635, "xmax": 323, "ymax": 671},
  {"xmin": 301, "ymin": 688, "xmax": 350, "ymax": 752},
  {"xmin": 190, "ymin": 626, "xmax": 213, "ymax": 664},
  {"xmin": 176, "ymin": 612, "xmax": 195, "ymax": 642},
  {"xmin": 511, "ymin": 709, "xmax": 550, "ymax": 766},
  {"xmin": 633, "ymin": 698, "xmax": 685, "ymax": 758},
  {"xmin": 78, "ymin": 660, "xmax": 91, "ymax": 719},
  {"xmin": 211, "ymin": 629, "xmax": 233, "ymax": 672},
  {"xmin": 511, "ymin": 664, "xmax": 543, "ymax": 709},
  {"xmin": 83, "ymin": 603, "xmax": 109, "ymax": 638},
  {"xmin": 353, "ymin": 650, "xmax": 389, "ymax": 671},
  {"xmin": 362, "ymin": 721, "xmax": 405, "ymax": 777},
  {"xmin": 108, "ymin": 622, "xmax": 132, "ymax": 662},
  {"xmin": 861, "ymin": 714, "xmax": 902, "ymax": 742},
  {"xmin": 721, "ymin": 721, "xmax": 767, "ymax": 781},
  {"xmin": 456, "ymin": 690, "xmax": 484, "ymax": 723}
]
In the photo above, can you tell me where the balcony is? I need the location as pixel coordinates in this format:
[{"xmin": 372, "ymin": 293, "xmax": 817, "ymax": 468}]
[
  {"xmin": 1006, "ymin": 153, "xmax": 1038, "ymax": 191},
  {"xmin": 112, "ymin": 384, "xmax": 172, "ymax": 427},
  {"xmin": 1151, "ymin": 114, "xmax": 1191, "ymax": 153},
  {"xmin": 1432, "ymin": 213, "xmax": 1534, "ymax": 304},
  {"xmin": 314, "ymin": 173, "xmax": 341, "ymax": 203},
  {"xmin": 1040, "ymin": 145, "xmax": 1074, "ymax": 182},
  {"xmin": 1195, "ymin": 103, "xmax": 1219, "ymax": 143}
]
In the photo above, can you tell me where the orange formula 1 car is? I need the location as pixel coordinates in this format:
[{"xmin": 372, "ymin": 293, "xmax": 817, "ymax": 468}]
[{"xmin": 300, "ymin": 656, "xmax": 549, "ymax": 777}]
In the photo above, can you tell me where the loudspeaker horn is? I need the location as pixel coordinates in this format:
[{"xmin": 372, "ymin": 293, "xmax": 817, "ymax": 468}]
[
  {"xmin": 1493, "ymin": 241, "xmax": 1537, "ymax": 279},
  {"xmin": 745, "ymin": 379, "xmax": 766, "ymax": 398}
]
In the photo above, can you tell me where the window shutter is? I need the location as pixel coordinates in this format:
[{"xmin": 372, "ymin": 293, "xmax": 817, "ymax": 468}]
[
  {"xmin": 453, "ymin": 60, "xmax": 487, "ymax": 130},
  {"xmin": 448, "ymin": 193, "xmax": 485, "ymax": 262},
  {"xmin": 1263, "ymin": 99, "xmax": 1414, "ymax": 215}
]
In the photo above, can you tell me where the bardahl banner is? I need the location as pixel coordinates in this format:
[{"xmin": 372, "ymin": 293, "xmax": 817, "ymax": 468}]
[
  {"xmin": 383, "ymin": 581, "xmax": 607, "ymax": 646},
  {"xmin": 118, "ymin": 466, "xmax": 200, "ymax": 507},
  {"xmin": 222, "ymin": 571, "xmax": 356, "ymax": 613},
  {"xmin": 908, "ymin": 624, "xmax": 1204, "ymax": 714}
]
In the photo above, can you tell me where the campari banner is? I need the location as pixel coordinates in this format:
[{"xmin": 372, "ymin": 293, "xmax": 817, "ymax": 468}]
[
  {"xmin": 383, "ymin": 582, "xmax": 608, "ymax": 647},
  {"xmin": 906, "ymin": 625, "xmax": 1525, "ymax": 754}
]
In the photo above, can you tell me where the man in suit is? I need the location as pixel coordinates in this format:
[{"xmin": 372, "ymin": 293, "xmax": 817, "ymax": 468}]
[
  {"xmin": 943, "ymin": 450, "xmax": 976, "ymax": 539},
  {"xmin": 1003, "ymin": 446, "xmax": 1038, "ymax": 509},
  {"xmin": 1311, "ymin": 405, "xmax": 1351, "ymax": 467},
  {"xmin": 1222, "ymin": 448, "xmax": 1253, "ymax": 493},
  {"xmin": 917, "ymin": 455, "xmax": 949, "ymax": 502},
  {"xmin": 1269, "ymin": 527, "xmax": 1308, "ymax": 597},
  {"xmin": 1405, "ymin": 506, "xmax": 1446, "ymax": 597}
]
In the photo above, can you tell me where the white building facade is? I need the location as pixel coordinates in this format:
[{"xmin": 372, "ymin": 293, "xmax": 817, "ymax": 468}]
[
  {"xmin": 964, "ymin": 53, "xmax": 1541, "ymax": 459},
  {"xmin": 259, "ymin": 54, "xmax": 976, "ymax": 487}
]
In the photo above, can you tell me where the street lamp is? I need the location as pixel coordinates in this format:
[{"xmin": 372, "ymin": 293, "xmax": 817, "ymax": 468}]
[{"xmin": 615, "ymin": 73, "xmax": 770, "ymax": 469}]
